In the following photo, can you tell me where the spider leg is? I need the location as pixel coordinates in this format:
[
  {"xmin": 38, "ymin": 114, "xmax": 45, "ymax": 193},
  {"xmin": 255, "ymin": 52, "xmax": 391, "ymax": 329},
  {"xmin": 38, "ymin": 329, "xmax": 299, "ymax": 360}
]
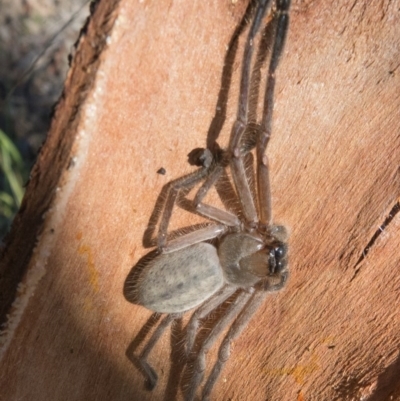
[
  {"xmin": 268, "ymin": 269, "xmax": 289, "ymax": 292},
  {"xmin": 201, "ymin": 290, "xmax": 267, "ymax": 401},
  {"xmin": 193, "ymin": 165, "xmax": 241, "ymax": 227},
  {"xmin": 229, "ymin": 0, "xmax": 274, "ymax": 226},
  {"xmin": 257, "ymin": 0, "xmax": 291, "ymax": 226},
  {"xmin": 158, "ymin": 167, "xmax": 211, "ymax": 250},
  {"xmin": 185, "ymin": 289, "xmax": 255, "ymax": 401},
  {"xmin": 159, "ymin": 163, "xmax": 241, "ymax": 254},
  {"xmin": 162, "ymin": 224, "xmax": 226, "ymax": 253},
  {"xmin": 185, "ymin": 285, "xmax": 237, "ymax": 357},
  {"xmin": 137, "ymin": 313, "xmax": 182, "ymax": 390}
]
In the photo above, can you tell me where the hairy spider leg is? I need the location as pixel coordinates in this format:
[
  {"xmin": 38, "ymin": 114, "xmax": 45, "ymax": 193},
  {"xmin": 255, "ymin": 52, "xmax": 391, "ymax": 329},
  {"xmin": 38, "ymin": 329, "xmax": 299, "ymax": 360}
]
[
  {"xmin": 257, "ymin": 0, "xmax": 291, "ymax": 226},
  {"xmin": 200, "ymin": 272, "xmax": 288, "ymax": 401},
  {"xmin": 200, "ymin": 290, "xmax": 266, "ymax": 401},
  {"xmin": 185, "ymin": 289, "xmax": 255, "ymax": 401},
  {"xmin": 138, "ymin": 312, "xmax": 183, "ymax": 389},
  {"xmin": 162, "ymin": 225, "xmax": 227, "ymax": 254},
  {"xmin": 229, "ymin": 0, "xmax": 274, "ymax": 226},
  {"xmin": 158, "ymin": 161, "xmax": 241, "ymax": 254},
  {"xmin": 193, "ymin": 165, "xmax": 241, "ymax": 227},
  {"xmin": 158, "ymin": 167, "xmax": 211, "ymax": 250},
  {"xmin": 157, "ymin": 2, "xmax": 279, "ymax": 251},
  {"xmin": 185, "ymin": 285, "xmax": 238, "ymax": 357}
]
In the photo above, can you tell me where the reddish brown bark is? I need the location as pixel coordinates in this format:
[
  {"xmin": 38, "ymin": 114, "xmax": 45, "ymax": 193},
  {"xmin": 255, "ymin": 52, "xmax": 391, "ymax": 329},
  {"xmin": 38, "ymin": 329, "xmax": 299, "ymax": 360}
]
[{"xmin": 0, "ymin": 1, "xmax": 399, "ymax": 400}]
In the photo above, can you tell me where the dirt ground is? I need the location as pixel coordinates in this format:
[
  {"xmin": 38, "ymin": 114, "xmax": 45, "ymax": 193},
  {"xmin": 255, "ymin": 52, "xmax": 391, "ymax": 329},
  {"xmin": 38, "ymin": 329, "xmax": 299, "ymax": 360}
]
[{"xmin": 0, "ymin": 0, "xmax": 90, "ymax": 234}]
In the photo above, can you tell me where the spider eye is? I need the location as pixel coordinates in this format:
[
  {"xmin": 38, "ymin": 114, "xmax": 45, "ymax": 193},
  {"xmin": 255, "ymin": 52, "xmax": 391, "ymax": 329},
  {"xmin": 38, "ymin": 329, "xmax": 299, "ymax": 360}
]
[
  {"xmin": 274, "ymin": 244, "xmax": 287, "ymax": 260},
  {"xmin": 267, "ymin": 244, "xmax": 287, "ymax": 275}
]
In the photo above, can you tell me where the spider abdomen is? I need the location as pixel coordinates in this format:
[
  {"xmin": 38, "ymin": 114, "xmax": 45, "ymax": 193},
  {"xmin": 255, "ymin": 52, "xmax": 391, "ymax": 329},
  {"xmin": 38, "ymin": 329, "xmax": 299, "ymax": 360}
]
[{"xmin": 137, "ymin": 243, "xmax": 224, "ymax": 314}]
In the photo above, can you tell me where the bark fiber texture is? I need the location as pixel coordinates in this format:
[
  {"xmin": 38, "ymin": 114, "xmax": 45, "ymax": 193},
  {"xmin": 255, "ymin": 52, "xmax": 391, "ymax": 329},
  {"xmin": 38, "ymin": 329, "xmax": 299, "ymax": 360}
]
[{"xmin": 0, "ymin": 1, "xmax": 399, "ymax": 400}]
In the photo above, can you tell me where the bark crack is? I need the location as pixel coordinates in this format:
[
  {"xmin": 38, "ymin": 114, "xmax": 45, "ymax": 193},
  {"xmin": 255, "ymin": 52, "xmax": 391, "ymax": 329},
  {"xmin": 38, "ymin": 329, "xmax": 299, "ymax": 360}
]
[{"xmin": 351, "ymin": 200, "xmax": 400, "ymax": 281}]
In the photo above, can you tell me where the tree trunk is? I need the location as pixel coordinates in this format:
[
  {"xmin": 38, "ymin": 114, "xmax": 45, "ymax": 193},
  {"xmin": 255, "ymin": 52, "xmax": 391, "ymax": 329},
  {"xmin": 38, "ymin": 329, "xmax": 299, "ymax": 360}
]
[{"xmin": 0, "ymin": 1, "xmax": 399, "ymax": 400}]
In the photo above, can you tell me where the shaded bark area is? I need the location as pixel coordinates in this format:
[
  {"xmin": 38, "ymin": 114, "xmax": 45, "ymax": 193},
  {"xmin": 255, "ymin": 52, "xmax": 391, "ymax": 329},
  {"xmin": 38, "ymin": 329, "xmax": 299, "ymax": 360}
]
[
  {"xmin": 0, "ymin": 1, "xmax": 399, "ymax": 400},
  {"xmin": 0, "ymin": 0, "xmax": 120, "ymax": 326}
]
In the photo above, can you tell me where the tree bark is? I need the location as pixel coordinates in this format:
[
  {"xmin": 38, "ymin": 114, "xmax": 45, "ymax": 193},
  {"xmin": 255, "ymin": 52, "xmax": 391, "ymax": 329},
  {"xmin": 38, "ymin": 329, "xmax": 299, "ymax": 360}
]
[{"xmin": 0, "ymin": 1, "xmax": 399, "ymax": 400}]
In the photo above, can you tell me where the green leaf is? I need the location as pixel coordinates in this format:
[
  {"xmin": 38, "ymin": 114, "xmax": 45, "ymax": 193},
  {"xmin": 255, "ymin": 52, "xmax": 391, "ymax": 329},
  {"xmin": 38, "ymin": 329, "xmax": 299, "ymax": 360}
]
[{"xmin": 0, "ymin": 129, "xmax": 25, "ymax": 208}]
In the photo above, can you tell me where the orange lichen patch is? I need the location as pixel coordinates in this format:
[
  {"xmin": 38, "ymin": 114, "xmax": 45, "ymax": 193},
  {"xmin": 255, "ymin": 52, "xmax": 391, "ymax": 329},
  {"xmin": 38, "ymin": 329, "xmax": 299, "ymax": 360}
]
[
  {"xmin": 78, "ymin": 244, "xmax": 99, "ymax": 294},
  {"xmin": 264, "ymin": 353, "xmax": 320, "ymax": 385}
]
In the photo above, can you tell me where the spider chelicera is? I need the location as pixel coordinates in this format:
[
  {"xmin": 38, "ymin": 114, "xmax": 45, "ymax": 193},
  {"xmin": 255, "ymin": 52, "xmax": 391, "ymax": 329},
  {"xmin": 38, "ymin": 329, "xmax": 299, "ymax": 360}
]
[{"xmin": 126, "ymin": 0, "xmax": 291, "ymax": 400}]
